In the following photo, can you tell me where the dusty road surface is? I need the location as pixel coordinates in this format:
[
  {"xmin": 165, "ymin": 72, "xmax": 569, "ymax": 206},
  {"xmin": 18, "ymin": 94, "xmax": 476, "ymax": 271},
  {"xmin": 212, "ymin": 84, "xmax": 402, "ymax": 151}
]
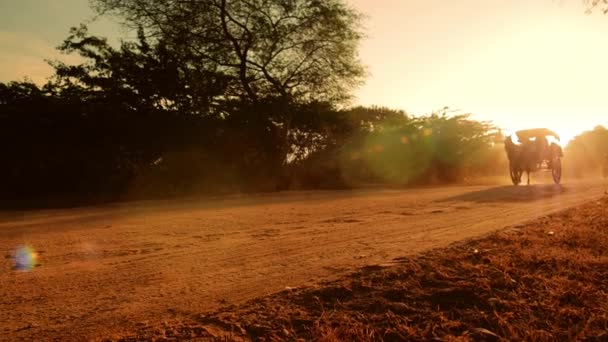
[{"xmin": 0, "ymin": 178, "xmax": 605, "ymax": 340}]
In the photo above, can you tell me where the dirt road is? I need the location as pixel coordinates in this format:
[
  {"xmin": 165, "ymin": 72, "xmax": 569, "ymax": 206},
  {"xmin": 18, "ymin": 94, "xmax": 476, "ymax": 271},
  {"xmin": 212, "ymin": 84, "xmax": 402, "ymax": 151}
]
[{"xmin": 0, "ymin": 179, "xmax": 605, "ymax": 340}]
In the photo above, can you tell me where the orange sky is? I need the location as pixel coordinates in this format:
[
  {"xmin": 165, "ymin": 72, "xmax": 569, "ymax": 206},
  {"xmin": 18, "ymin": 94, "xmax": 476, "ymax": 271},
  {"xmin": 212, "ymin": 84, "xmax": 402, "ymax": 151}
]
[
  {"xmin": 1, "ymin": 0, "xmax": 608, "ymax": 143},
  {"xmin": 349, "ymin": 0, "xmax": 608, "ymax": 143}
]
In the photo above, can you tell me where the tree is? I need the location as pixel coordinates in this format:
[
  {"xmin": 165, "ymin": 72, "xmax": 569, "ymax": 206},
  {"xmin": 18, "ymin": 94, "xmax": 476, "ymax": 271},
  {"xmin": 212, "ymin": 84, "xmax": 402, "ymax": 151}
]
[
  {"xmin": 88, "ymin": 0, "xmax": 366, "ymax": 180},
  {"xmin": 50, "ymin": 25, "xmax": 230, "ymax": 116},
  {"xmin": 91, "ymin": 0, "xmax": 365, "ymax": 106}
]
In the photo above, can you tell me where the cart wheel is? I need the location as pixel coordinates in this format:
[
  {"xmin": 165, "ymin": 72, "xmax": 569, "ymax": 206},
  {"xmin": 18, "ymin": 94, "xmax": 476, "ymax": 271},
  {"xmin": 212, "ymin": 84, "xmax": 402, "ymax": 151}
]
[
  {"xmin": 552, "ymin": 157, "xmax": 562, "ymax": 184},
  {"xmin": 510, "ymin": 163, "xmax": 521, "ymax": 185}
]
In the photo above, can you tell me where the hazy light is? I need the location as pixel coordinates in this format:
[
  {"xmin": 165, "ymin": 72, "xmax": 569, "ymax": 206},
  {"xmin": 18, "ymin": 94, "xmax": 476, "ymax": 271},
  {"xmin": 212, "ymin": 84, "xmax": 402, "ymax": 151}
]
[{"xmin": 349, "ymin": 0, "xmax": 608, "ymax": 141}]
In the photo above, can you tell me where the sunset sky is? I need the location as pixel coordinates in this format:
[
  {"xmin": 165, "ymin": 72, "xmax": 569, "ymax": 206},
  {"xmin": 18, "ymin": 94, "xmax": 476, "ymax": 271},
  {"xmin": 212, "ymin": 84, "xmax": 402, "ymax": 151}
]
[{"xmin": 2, "ymin": 0, "xmax": 608, "ymax": 143}]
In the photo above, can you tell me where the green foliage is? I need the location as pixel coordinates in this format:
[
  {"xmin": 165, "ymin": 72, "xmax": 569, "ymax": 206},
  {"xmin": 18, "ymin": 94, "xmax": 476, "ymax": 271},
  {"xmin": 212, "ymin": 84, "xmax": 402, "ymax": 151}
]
[
  {"xmin": 292, "ymin": 107, "xmax": 501, "ymax": 188},
  {"xmin": 352, "ymin": 110, "xmax": 497, "ymax": 184}
]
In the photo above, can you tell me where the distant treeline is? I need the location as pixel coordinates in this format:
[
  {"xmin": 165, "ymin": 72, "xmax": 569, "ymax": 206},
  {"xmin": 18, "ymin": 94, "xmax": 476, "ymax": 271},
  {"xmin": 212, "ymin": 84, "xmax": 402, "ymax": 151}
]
[
  {"xmin": 565, "ymin": 125, "xmax": 608, "ymax": 177},
  {"xmin": 0, "ymin": 78, "xmax": 504, "ymax": 204},
  {"xmin": 0, "ymin": 0, "xmax": 509, "ymax": 206}
]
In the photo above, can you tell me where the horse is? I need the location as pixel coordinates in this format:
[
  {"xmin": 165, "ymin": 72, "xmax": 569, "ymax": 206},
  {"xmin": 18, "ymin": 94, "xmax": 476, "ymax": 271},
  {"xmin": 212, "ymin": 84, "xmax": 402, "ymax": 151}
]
[{"xmin": 504, "ymin": 136, "xmax": 538, "ymax": 185}]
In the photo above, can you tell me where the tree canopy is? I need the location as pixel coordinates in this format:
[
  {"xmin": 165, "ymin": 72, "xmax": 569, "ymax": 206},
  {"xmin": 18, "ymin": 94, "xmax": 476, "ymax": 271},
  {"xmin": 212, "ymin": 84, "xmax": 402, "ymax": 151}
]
[{"xmin": 90, "ymin": 0, "xmax": 366, "ymax": 106}]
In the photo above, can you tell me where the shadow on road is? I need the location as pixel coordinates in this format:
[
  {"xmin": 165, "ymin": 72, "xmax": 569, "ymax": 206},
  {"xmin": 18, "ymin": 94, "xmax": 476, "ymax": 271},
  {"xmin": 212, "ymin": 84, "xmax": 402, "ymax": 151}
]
[{"xmin": 439, "ymin": 184, "xmax": 567, "ymax": 203}]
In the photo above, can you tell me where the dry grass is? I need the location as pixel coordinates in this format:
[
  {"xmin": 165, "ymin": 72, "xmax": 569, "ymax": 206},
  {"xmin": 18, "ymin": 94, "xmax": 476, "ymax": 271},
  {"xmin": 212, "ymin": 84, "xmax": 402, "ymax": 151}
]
[{"xmin": 118, "ymin": 196, "xmax": 608, "ymax": 341}]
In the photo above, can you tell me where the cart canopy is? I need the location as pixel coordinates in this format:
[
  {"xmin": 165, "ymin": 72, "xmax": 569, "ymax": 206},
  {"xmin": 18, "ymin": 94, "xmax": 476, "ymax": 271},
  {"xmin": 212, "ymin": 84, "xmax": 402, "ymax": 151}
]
[{"xmin": 515, "ymin": 128, "xmax": 560, "ymax": 142}]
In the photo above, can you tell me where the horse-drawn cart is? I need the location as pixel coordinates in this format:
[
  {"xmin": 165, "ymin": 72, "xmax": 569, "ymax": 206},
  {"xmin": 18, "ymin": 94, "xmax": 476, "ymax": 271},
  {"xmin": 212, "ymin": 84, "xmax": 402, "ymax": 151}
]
[{"xmin": 504, "ymin": 128, "xmax": 563, "ymax": 185}]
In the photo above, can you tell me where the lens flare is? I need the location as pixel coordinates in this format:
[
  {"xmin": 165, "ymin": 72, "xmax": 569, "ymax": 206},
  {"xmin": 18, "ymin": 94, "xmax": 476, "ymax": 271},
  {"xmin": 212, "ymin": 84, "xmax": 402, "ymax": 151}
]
[{"xmin": 13, "ymin": 245, "xmax": 39, "ymax": 271}]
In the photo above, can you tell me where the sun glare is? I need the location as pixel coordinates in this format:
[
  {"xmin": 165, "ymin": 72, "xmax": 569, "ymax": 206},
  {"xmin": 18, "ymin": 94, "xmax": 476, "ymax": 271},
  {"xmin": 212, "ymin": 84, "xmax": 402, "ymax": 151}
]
[{"xmin": 350, "ymin": 1, "xmax": 608, "ymax": 138}]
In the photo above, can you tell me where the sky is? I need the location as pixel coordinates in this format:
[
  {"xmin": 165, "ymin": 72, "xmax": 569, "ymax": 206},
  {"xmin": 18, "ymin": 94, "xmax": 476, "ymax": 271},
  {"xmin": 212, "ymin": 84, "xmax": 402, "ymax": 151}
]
[
  {"xmin": 0, "ymin": 0, "xmax": 123, "ymax": 83},
  {"xmin": 2, "ymin": 0, "xmax": 608, "ymax": 143}
]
